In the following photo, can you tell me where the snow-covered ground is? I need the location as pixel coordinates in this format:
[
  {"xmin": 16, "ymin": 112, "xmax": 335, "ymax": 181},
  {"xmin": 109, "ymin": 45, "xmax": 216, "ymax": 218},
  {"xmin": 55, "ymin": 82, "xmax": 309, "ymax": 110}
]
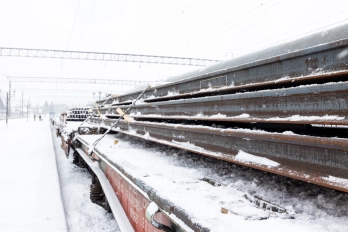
[
  {"xmin": 0, "ymin": 118, "xmax": 67, "ymax": 232},
  {"xmin": 81, "ymin": 132, "xmax": 348, "ymax": 232},
  {"xmin": 2, "ymin": 116, "xmax": 348, "ymax": 232},
  {"xmin": 51, "ymin": 121, "xmax": 120, "ymax": 232},
  {"xmin": 0, "ymin": 118, "xmax": 119, "ymax": 232}
]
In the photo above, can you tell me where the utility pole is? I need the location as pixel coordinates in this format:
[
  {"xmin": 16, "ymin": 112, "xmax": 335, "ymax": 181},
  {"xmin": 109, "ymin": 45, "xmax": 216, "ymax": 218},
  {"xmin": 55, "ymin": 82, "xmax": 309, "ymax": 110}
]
[
  {"xmin": 27, "ymin": 99, "xmax": 30, "ymax": 122},
  {"xmin": 8, "ymin": 81, "xmax": 11, "ymax": 118},
  {"xmin": 22, "ymin": 92, "xmax": 24, "ymax": 117},
  {"xmin": 6, "ymin": 92, "xmax": 9, "ymax": 126}
]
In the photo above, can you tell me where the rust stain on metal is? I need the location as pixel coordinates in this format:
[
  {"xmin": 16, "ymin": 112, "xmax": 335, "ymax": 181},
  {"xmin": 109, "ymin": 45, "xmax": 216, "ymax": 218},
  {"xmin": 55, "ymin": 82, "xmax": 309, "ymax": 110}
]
[
  {"xmin": 88, "ymin": 118, "xmax": 348, "ymax": 193},
  {"xmin": 105, "ymin": 165, "xmax": 170, "ymax": 232}
]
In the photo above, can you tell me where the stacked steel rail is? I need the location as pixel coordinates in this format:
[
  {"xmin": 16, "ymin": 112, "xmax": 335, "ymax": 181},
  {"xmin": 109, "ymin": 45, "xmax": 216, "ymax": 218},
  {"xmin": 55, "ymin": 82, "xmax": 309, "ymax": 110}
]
[
  {"xmin": 90, "ymin": 22, "xmax": 348, "ymax": 193},
  {"xmin": 56, "ymin": 22, "xmax": 348, "ymax": 232},
  {"xmin": 66, "ymin": 107, "xmax": 90, "ymax": 121}
]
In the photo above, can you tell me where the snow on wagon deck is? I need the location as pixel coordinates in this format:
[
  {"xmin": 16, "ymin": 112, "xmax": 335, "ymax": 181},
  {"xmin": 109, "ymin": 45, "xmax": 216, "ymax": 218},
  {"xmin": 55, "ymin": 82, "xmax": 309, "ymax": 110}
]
[
  {"xmin": 77, "ymin": 132, "xmax": 348, "ymax": 232},
  {"xmin": 0, "ymin": 118, "xmax": 67, "ymax": 232}
]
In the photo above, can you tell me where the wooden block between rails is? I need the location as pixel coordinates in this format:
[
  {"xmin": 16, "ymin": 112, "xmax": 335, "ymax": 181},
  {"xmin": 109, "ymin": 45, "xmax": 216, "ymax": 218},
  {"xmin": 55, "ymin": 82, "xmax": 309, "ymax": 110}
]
[{"xmin": 116, "ymin": 108, "xmax": 132, "ymax": 123}]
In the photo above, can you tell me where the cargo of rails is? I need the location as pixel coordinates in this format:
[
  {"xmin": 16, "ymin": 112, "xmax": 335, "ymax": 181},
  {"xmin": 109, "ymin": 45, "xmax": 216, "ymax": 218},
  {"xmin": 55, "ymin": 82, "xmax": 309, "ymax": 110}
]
[{"xmin": 54, "ymin": 22, "xmax": 348, "ymax": 232}]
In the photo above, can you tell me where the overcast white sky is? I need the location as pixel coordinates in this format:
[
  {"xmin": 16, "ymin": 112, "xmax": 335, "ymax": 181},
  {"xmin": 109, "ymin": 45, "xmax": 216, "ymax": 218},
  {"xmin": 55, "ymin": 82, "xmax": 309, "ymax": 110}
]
[{"xmin": 0, "ymin": 0, "xmax": 348, "ymax": 106}]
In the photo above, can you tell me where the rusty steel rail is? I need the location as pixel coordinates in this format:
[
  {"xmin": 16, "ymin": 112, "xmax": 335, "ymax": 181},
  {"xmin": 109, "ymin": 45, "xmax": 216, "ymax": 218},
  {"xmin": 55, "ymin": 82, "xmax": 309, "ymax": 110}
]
[
  {"xmin": 140, "ymin": 70, "xmax": 348, "ymax": 103},
  {"xmin": 86, "ymin": 23, "xmax": 348, "ymax": 196},
  {"xmin": 88, "ymin": 118, "xmax": 348, "ymax": 193},
  {"xmin": 55, "ymin": 22, "xmax": 348, "ymax": 232},
  {"xmin": 124, "ymin": 115, "xmax": 348, "ymax": 126},
  {"xmin": 97, "ymin": 81, "xmax": 348, "ymax": 125},
  {"xmin": 97, "ymin": 23, "xmax": 348, "ymax": 106}
]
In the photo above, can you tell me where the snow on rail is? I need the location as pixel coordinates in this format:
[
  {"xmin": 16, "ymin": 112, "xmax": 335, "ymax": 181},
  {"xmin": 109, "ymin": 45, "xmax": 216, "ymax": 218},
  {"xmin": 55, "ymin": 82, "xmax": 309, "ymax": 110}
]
[{"xmin": 79, "ymin": 132, "xmax": 348, "ymax": 232}]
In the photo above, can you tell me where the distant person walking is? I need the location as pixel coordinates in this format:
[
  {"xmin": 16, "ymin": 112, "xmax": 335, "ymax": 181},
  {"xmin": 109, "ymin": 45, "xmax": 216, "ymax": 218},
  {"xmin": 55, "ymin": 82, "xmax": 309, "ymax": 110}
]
[
  {"xmin": 34, "ymin": 114, "xmax": 36, "ymax": 121},
  {"xmin": 39, "ymin": 115, "xmax": 42, "ymax": 121}
]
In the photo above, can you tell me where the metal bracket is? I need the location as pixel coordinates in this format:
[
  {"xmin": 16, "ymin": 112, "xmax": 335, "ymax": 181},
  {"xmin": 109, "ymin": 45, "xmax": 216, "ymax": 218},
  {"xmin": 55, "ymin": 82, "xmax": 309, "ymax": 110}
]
[
  {"xmin": 145, "ymin": 202, "xmax": 175, "ymax": 232},
  {"xmin": 91, "ymin": 157, "xmax": 101, "ymax": 163}
]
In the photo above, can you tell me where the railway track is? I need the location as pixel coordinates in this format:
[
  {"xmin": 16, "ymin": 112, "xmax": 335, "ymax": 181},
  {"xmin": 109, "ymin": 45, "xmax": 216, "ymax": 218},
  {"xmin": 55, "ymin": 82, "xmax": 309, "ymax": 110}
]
[{"xmin": 55, "ymin": 22, "xmax": 348, "ymax": 231}]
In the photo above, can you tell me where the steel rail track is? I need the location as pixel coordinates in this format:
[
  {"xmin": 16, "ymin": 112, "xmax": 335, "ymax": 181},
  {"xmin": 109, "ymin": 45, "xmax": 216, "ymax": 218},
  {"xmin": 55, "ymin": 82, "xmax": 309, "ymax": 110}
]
[
  {"xmin": 101, "ymin": 70, "xmax": 348, "ymax": 106},
  {"xmin": 96, "ymin": 81, "xmax": 348, "ymax": 125},
  {"xmin": 96, "ymin": 23, "xmax": 348, "ymax": 105},
  {"xmin": 106, "ymin": 115, "xmax": 348, "ymax": 126},
  {"xmin": 88, "ymin": 118, "xmax": 348, "ymax": 193},
  {"xmin": 140, "ymin": 70, "xmax": 348, "ymax": 103}
]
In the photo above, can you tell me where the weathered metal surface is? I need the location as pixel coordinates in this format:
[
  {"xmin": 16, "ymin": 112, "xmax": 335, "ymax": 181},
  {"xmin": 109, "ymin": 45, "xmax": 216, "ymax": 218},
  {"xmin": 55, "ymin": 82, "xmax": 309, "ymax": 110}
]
[
  {"xmin": 78, "ymin": 139, "xmax": 207, "ymax": 232},
  {"xmin": 98, "ymin": 81, "xmax": 348, "ymax": 123},
  {"xmin": 139, "ymin": 70, "xmax": 348, "ymax": 103},
  {"xmin": 127, "ymin": 115, "xmax": 348, "ymax": 126},
  {"xmin": 60, "ymin": 136, "xmax": 68, "ymax": 154},
  {"xmin": 97, "ymin": 22, "xmax": 348, "ymax": 105},
  {"xmin": 88, "ymin": 118, "xmax": 348, "ymax": 193},
  {"xmin": 105, "ymin": 165, "xmax": 171, "ymax": 232},
  {"xmin": 78, "ymin": 126, "xmax": 105, "ymax": 135}
]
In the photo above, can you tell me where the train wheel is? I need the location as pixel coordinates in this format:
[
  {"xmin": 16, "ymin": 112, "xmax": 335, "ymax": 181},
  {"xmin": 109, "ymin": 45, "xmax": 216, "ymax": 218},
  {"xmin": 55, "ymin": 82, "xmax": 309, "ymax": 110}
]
[{"xmin": 90, "ymin": 173, "xmax": 111, "ymax": 213}]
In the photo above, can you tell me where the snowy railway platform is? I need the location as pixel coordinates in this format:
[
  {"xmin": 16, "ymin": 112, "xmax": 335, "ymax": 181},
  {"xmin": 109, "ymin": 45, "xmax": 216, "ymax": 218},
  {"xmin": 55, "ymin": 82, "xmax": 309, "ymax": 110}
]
[
  {"xmin": 0, "ymin": 118, "xmax": 67, "ymax": 232},
  {"xmin": 0, "ymin": 118, "xmax": 119, "ymax": 232}
]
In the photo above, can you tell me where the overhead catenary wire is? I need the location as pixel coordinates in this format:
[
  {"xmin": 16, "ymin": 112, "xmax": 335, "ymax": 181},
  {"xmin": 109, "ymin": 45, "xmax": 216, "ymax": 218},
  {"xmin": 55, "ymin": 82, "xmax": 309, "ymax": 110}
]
[
  {"xmin": 179, "ymin": 0, "xmax": 197, "ymax": 15},
  {"xmin": 66, "ymin": 0, "xmax": 82, "ymax": 50},
  {"xmin": 209, "ymin": 0, "xmax": 286, "ymax": 40},
  {"xmin": 180, "ymin": 0, "xmax": 277, "ymax": 50},
  {"xmin": 120, "ymin": 0, "xmax": 278, "ymax": 81},
  {"xmin": 64, "ymin": 0, "xmax": 97, "ymax": 80},
  {"xmin": 59, "ymin": 0, "xmax": 82, "ymax": 77},
  {"xmin": 57, "ymin": 0, "xmax": 82, "ymax": 105},
  {"xmin": 245, "ymin": 17, "xmax": 348, "ymax": 55},
  {"xmin": 78, "ymin": 0, "xmax": 97, "ymax": 51}
]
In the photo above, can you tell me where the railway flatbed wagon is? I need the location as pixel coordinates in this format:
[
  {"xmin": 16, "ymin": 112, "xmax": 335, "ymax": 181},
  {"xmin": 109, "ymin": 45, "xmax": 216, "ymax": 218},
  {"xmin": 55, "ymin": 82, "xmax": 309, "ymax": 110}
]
[{"xmin": 55, "ymin": 22, "xmax": 348, "ymax": 232}]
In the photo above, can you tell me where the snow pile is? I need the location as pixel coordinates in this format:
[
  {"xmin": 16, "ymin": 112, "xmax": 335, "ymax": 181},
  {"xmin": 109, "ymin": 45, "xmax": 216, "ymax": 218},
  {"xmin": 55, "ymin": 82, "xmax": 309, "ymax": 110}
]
[
  {"xmin": 209, "ymin": 113, "xmax": 227, "ymax": 118},
  {"xmin": 282, "ymin": 131, "xmax": 297, "ymax": 135},
  {"xmin": 172, "ymin": 140, "xmax": 205, "ymax": 152},
  {"xmin": 145, "ymin": 202, "xmax": 159, "ymax": 221},
  {"xmin": 323, "ymin": 176, "xmax": 348, "ymax": 188},
  {"xmin": 60, "ymin": 121, "xmax": 83, "ymax": 140},
  {"xmin": 235, "ymin": 150, "xmax": 280, "ymax": 167},
  {"xmin": 268, "ymin": 114, "xmax": 345, "ymax": 121},
  {"xmin": 129, "ymin": 112, "xmax": 142, "ymax": 116},
  {"xmin": 274, "ymin": 76, "xmax": 290, "ymax": 83},
  {"xmin": 233, "ymin": 113, "xmax": 250, "ymax": 118},
  {"xmin": 167, "ymin": 90, "xmax": 178, "ymax": 96}
]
